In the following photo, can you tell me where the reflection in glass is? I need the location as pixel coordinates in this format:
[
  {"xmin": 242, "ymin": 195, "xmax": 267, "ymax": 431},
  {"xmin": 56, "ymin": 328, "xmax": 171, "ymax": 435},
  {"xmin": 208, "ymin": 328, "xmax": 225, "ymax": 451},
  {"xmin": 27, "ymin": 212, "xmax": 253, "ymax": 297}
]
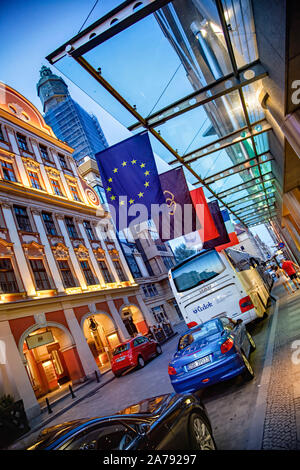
[{"xmin": 172, "ymin": 250, "xmax": 225, "ymax": 293}]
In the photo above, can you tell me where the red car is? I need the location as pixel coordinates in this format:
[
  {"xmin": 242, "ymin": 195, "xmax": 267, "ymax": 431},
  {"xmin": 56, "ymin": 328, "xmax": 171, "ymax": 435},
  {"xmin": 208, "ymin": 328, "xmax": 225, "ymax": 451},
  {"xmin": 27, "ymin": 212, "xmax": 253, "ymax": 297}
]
[{"xmin": 111, "ymin": 335, "xmax": 162, "ymax": 377}]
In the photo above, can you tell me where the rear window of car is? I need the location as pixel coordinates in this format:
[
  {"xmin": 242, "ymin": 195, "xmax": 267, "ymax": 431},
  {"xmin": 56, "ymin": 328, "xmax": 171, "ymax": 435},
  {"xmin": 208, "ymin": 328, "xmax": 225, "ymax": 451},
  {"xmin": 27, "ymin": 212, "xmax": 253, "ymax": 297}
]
[
  {"xmin": 113, "ymin": 343, "xmax": 130, "ymax": 356},
  {"xmin": 178, "ymin": 320, "xmax": 221, "ymax": 351}
]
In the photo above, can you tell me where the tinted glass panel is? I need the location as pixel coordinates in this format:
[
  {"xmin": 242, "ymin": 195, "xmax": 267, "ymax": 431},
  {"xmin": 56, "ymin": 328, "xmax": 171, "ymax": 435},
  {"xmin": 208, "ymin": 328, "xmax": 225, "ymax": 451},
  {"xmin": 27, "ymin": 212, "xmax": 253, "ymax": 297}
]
[{"xmin": 172, "ymin": 250, "xmax": 225, "ymax": 292}]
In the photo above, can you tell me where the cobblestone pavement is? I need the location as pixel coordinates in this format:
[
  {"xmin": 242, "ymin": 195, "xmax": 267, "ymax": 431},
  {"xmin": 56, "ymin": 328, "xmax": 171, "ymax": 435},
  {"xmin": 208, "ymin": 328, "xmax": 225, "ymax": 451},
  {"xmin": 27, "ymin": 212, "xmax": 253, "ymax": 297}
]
[{"xmin": 262, "ymin": 287, "xmax": 300, "ymax": 450}]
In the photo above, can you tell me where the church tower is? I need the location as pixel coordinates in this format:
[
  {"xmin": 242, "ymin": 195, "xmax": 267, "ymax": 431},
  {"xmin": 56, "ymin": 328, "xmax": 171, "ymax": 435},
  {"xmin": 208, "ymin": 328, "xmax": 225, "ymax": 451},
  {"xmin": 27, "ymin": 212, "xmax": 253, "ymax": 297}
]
[{"xmin": 37, "ymin": 66, "xmax": 69, "ymax": 113}]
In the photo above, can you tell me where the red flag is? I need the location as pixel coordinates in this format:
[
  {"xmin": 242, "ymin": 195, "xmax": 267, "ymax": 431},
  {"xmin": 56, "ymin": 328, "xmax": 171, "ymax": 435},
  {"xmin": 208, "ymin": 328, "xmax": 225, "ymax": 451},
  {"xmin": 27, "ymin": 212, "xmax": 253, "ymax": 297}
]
[
  {"xmin": 190, "ymin": 187, "xmax": 219, "ymax": 242},
  {"xmin": 215, "ymin": 232, "xmax": 240, "ymax": 252}
]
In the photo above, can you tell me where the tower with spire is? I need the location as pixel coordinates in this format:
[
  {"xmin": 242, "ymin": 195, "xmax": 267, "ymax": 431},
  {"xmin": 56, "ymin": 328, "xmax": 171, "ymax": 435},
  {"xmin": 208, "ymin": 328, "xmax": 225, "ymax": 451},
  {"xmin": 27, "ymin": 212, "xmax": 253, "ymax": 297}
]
[{"xmin": 37, "ymin": 66, "xmax": 108, "ymax": 162}]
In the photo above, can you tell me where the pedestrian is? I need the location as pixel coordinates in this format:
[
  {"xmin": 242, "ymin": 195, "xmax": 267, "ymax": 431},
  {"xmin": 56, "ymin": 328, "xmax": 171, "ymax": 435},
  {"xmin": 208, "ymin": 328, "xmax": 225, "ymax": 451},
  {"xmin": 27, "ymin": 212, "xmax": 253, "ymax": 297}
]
[
  {"xmin": 274, "ymin": 266, "xmax": 295, "ymax": 294},
  {"xmin": 281, "ymin": 258, "xmax": 300, "ymax": 290}
]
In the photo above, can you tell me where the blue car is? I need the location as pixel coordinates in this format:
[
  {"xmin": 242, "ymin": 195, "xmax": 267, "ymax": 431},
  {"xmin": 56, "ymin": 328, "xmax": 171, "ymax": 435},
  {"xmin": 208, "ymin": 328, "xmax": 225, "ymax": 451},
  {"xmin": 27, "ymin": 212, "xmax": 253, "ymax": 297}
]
[{"xmin": 168, "ymin": 317, "xmax": 256, "ymax": 393}]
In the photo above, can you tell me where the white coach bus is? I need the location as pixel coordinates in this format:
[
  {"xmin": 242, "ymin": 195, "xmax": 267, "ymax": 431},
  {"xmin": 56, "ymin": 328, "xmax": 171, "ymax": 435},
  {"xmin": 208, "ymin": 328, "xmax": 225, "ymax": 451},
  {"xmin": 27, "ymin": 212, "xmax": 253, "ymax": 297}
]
[{"xmin": 168, "ymin": 248, "xmax": 272, "ymax": 328}]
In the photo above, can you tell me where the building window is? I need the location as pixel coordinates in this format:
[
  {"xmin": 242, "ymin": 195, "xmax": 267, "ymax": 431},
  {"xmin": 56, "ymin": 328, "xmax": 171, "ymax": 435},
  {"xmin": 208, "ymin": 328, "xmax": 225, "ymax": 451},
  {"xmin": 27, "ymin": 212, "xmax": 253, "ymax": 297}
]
[
  {"xmin": 142, "ymin": 283, "xmax": 158, "ymax": 298},
  {"xmin": 14, "ymin": 206, "xmax": 33, "ymax": 232},
  {"xmin": 80, "ymin": 260, "xmax": 96, "ymax": 286},
  {"xmin": 151, "ymin": 305, "xmax": 169, "ymax": 323},
  {"xmin": 113, "ymin": 260, "xmax": 128, "ymax": 282},
  {"xmin": 83, "ymin": 220, "xmax": 95, "ymax": 240},
  {"xmin": 0, "ymin": 126, "xmax": 4, "ymax": 141},
  {"xmin": 0, "ymin": 160, "xmax": 17, "ymax": 182},
  {"xmin": 50, "ymin": 179, "xmax": 64, "ymax": 197},
  {"xmin": 42, "ymin": 212, "xmax": 58, "ymax": 236},
  {"xmin": 16, "ymin": 133, "xmax": 28, "ymax": 151},
  {"xmin": 28, "ymin": 171, "xmax": 42, "ymax": 189},
  {"xmin": 126, "ymin": 254, "xmax": 142, "ymax": 278},
  {"xmin": 39, "ymin": 144, "xmax": 50, "ymax": 160},
  {"xmin": 65, "ymin": 217, "xmax": 78, "ymax": 239},
  {"xmin": 57, "ymin": 260, "xmax": 76, "ymax": 288},
  {"xmin": 94, "ymin": 185, "xmax": 107, "ymax": 204},
  {"xmin": 98, "ymin": 260, "xmax": 114, "ymax": 283},
  {"xmin": 0, "ymin": 258, "xmax": 19, "ymax": 293},
  {"xmin": 29, "ymin": 259, "xmax": 51, "ymax": 290},
  {"xmin": 163, "ymin": 256, "xmax": 174, "ymax": 270},
  {"xmin": 58, "ymin": 154, "xmax": 68, "ymax": 169},
  {"xmin": 69, "ymin": 184, "xmax": 81, "ymax": 202}
]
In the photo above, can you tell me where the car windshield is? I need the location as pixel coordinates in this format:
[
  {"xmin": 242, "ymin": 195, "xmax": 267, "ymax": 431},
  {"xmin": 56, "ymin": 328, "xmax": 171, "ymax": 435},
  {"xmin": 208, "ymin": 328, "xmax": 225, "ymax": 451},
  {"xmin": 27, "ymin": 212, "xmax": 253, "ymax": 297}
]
[
  {"xmin": 178, "ymin": 320, "xmax": 221, "ymax": 351},
  {"xmin": 113, "ymin": 343, "xmax": 130, "ymax": 356},
  {"xmin": 172, "ymin": 251, "xmax": 226, "ymax": 293}
]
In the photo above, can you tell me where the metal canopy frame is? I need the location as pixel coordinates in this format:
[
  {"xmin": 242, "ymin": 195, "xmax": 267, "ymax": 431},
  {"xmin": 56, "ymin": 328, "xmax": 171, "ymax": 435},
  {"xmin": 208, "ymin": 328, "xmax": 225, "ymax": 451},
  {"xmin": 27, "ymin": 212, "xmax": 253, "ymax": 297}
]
[{"xmin": 47, "ymin": 0, "xmax": 278, "ymax": 228}]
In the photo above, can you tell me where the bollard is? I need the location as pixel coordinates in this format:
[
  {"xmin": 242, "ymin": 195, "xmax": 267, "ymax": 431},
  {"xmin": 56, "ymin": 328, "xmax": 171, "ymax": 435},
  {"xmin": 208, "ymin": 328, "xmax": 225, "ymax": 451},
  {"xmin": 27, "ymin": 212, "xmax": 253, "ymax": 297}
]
[
  {"xmin": 46, "ymin": 398, "xmax": 52, "ymax": 414},
  {"xmin": 95, "ymin": 370, "xmax": 100, "ymax": 383},
  {"xmin": 69, "ymin": 384, "xmax": 76, "ymax": 399}
]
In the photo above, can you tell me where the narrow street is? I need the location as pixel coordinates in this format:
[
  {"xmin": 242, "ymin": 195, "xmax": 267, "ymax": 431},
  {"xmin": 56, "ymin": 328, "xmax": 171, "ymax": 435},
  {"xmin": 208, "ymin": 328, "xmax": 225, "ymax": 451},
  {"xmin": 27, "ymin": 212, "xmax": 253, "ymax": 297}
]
[{"xmin": 17, "ymin": 284, "xmax": 299, "ymax": 450}]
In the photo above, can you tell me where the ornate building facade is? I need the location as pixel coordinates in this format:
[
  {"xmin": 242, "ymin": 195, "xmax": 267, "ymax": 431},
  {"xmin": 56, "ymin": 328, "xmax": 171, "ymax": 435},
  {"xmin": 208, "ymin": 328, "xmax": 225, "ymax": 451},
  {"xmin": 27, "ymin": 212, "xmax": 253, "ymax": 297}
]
[{"xmin": 0, "ymin": 83, "xmax": 153, "ymax": 420}]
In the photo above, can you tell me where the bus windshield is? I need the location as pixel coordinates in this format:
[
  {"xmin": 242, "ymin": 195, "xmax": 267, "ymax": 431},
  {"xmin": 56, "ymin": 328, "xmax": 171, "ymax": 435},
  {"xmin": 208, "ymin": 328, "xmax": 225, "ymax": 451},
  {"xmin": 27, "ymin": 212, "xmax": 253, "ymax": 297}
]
[{"xmin": 172, "ymin": 251, "xmax": 226, "ymax": 293}]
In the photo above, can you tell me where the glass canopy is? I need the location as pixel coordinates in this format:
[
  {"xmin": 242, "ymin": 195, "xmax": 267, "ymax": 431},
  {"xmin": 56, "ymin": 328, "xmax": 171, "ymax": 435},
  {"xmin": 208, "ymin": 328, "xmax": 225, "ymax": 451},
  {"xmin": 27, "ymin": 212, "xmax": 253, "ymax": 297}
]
[{"xmin": 47, "ymin": 0, "xmax": 277, "ymax": 227}]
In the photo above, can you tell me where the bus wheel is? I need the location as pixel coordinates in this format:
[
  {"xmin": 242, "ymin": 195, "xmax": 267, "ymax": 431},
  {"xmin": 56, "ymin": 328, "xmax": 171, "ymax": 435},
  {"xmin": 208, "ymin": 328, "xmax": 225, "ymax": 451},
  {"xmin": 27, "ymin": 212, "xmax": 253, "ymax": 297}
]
[
  {"xmin": 241, "ymin": 352, "xmax": 254, "ymax": 381},
  {"xmin": 246, "ymin": 331, "xmax": 256, "ymax": 352}
]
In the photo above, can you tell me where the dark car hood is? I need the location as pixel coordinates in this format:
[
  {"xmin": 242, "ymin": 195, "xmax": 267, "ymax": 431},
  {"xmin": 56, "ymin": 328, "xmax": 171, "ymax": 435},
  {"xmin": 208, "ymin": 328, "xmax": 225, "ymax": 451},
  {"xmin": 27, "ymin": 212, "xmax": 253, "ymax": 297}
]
[{"xmin": 28, "ymin": 394, "xmax": 179, "ymax": 449}]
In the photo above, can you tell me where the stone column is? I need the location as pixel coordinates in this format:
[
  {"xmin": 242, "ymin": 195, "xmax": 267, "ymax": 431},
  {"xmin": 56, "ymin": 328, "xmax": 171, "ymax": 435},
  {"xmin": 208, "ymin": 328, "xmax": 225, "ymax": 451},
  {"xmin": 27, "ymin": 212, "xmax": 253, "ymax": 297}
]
[
  {"xmin": 260, "ymin": 91, "xmax": 300, "ymax": 158},
  {"xmin": 0, "ymin": 321, "xmax": 40, "ymax": 420},
  {"xmin": 63, "ymin": 307, "xmax": 99, "ymax": 378},
  {"xmin": 135, "ymin": 293, "xmax": 154, "ymax": 326},
  {"xmin": 106, "ymin": 298, "xmax": 131, "ymax": 342}
]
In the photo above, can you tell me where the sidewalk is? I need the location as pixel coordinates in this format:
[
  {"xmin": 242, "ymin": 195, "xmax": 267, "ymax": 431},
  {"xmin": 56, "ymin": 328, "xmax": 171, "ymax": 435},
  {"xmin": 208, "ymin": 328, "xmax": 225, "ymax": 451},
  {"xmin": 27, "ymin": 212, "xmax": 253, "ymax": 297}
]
[
  {"xmin": 6, "ymin": 371, "xmax": 115, "ymax": 450},
  {"xmin": 248, "ymin": 284, "xmax": 300, "ymax": 450}
]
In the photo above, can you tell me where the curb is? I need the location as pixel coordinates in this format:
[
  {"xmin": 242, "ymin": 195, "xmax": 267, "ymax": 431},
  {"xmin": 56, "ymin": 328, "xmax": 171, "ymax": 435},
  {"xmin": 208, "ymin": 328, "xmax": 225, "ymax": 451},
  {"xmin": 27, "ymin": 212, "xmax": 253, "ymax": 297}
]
[
  {"xmin": 246, "ymin": 294, "xmax": 279, "ymax": 450},
  {"xmin": 6, "ymin": 374, "xmax": 115, "ymax": 450}
]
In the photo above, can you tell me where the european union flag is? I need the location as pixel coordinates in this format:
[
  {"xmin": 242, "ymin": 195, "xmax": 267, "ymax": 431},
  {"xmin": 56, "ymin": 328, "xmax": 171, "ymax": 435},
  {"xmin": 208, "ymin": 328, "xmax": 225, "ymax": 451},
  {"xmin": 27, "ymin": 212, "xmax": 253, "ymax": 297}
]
[{"xmin": 95, "ymin": 132, "xmax": 165, "ymax": 231}]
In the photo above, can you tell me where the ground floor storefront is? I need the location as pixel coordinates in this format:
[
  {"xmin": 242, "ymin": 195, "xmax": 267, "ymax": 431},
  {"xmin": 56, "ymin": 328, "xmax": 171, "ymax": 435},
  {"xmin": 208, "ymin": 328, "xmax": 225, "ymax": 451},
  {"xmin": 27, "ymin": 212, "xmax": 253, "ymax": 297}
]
[{"xmin": 0, "ymin": 286, "xmax": 154, "ymax": 420}]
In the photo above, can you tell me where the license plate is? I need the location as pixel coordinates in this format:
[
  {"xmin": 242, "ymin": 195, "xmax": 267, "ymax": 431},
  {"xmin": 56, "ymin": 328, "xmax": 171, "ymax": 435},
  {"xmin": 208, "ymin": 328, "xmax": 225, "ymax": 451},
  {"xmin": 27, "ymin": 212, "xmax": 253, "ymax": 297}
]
[
  {"xmin": 187, "ymin": 355, "xmax": 211, "ymax": 371},
  {"xmin": 116, "ymin": 356, "xmax": 126, "ymax": 362}
]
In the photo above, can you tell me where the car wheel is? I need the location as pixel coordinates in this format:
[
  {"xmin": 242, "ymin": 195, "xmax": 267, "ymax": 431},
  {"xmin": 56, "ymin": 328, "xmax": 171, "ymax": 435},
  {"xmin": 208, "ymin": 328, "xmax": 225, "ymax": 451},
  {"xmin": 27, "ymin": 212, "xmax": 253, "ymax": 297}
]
[
  {"xmin": 190, "ymin": 413, "xmax": 216, "ymax": 450},
  {"xmin": 246, "ymin": 331, "xmax": 256, "ymax": 352},
  {"xmin": 156, "ymin": 345, "xmax": 162, "ymax": 356},
  {"xmin": 113, "ymin": 372, "xmax": 121, "ymax": 378},
  {"xmin": 137, "ymin": 356, "xmax": 145, "ymax": 368},
  {"xmin": 241, "ymin": 351, "xmax": 254, "ymax": 381}
]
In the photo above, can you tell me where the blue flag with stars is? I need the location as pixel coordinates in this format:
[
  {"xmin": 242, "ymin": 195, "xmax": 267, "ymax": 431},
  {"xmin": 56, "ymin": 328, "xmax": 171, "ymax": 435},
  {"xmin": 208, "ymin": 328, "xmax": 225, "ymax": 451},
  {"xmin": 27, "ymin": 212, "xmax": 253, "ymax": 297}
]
[{"xmin": 95, "ymin": 132, "xmax": 166, "ymax": 231}]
